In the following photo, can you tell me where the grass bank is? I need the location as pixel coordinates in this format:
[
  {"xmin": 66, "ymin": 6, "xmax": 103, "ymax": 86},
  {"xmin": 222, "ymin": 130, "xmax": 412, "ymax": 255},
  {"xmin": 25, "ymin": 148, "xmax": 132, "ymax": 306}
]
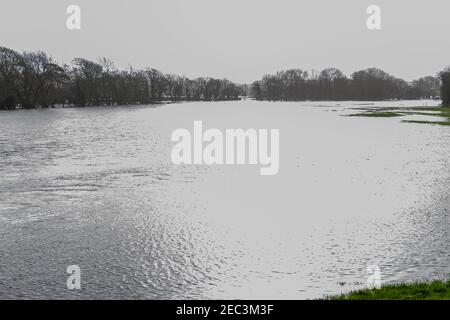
[
  {"xmin": 346, "ymin": 106, "xmax": 450, "ymax": 125},
  {"xmin": 347, "ymin": 111, "xmax": 404, "ymax": 117},
  {"xmin": 327, "ymin": 280, "xmax": 450, "ymax": 300},
  {"xmin": 401, "ymin": 106, "xmax": 450, "ymax": 126},
  {"xmin": 402, "ymin": 120, "xmax": 450, "ymax": 126}
]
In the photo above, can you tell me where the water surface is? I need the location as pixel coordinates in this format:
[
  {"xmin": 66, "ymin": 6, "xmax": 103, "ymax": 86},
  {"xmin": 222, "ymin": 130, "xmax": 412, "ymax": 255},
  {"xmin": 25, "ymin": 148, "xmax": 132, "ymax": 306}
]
[{"xmin": 0, "ymin": 100, "xmax": 449, "ymax": 299}]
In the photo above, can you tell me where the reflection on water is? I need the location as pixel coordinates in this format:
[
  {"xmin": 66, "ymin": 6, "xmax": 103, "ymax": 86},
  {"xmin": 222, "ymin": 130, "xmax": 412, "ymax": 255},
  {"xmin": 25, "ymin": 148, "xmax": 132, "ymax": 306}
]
[{"xmin": 0, "ymin": 100, "xmax": 449, "ymax": 299}]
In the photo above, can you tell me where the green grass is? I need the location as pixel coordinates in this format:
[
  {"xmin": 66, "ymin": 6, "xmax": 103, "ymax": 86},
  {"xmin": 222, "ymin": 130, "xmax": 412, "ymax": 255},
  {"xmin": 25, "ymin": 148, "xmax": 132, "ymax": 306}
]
[
  {"xmin": 401, "ymin": 106, "xmax": 450, "ymax": 126},
  {"xmin": 346, "ymin": 106, "xmax": 450, "ymax": 125},
  {"xmin": 327, "ymin": 280, "xmax": 450, "ymax": 300},
  {"xmin": 402, "ymin": 120, "xmax": 450, "ymax": 126},
  {"xmin": 404, "ymin": 106, "xmax": 450, "ymax": 117},
  {"xmin": 347, "ymin": 111, "xmax": 405, "ymax": 118}
]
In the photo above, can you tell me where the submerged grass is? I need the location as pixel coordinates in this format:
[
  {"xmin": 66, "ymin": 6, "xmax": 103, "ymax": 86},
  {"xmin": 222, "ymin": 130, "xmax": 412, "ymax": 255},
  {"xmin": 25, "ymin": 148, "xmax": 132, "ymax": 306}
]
[
  {"xmin": 401, "ymin": 106, "xmax": 450, "ymax": 126},
  {"xmin": 402, "ymin": 120, "xmax": 450, "ymax": 126},
  {"xmin": 346, "ymin": 106, "xmax": 450, "ymax": 125},
  {"xmin": 327, "ymin": 280, "xmax": 450, "ymax": 300},
  {"xmin": 347, "ymin": 111, "xmax": 405, "ymax": 117}
]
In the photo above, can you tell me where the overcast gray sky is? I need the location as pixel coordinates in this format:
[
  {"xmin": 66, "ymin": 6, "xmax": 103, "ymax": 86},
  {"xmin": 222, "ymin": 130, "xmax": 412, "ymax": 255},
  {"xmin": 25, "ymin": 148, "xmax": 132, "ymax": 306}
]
[{"xmin": 1, "ymin": 0, "xmax": 449, "ymax": 83}]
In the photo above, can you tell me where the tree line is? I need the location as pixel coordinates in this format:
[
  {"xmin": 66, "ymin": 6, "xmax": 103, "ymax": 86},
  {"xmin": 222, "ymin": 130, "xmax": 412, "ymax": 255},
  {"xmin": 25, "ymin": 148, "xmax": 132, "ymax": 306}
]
[
  {"xmin": 1, "ymin": 46, "xmax": 450, "ymax": 110},
  {"xmin": 0, "ymin": 46, "xmax": 244, "ymax": 110},
  {"xmin": 440, "ymin": 68, "xmax": 450, "ymax": 106},
  {"xmin": 251, "ymin": 67, "xmax": 450, "ymax": 104}
]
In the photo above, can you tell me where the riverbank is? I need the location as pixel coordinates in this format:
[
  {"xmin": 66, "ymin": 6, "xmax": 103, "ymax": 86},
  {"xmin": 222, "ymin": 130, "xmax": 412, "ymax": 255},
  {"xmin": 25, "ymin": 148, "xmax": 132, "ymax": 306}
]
[
  {"xmin": 0, "ymin": 98, "xmax": 244, "ymax": 111},
  {"xmin": 327, "ymin": 280, "xmax": 450, "ymax": 300}
]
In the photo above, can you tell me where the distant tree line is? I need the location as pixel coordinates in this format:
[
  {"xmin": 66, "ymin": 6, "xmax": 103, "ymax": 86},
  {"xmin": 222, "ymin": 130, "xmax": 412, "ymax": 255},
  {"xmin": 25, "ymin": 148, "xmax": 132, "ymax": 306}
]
[
  {"xmin": 251, "ymin": 67, "xmax": 449, "ymax": 104},
  {"xmin": 2, "ymin": 46, "xmax": 450, "ymax": 110},
  {"xmin": 0, "ymin": 46, "xmax": 243, "ymax": 110},
  {"xmin": 439, "ymin": 68, "xmax": 450, "ymax": 106}
]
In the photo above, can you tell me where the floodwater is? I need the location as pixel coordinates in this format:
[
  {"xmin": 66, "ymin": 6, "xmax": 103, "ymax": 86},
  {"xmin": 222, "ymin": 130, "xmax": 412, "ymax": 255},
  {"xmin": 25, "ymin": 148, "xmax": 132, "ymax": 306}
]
[{"xmin": 0, "ymin": 100, "xmax": 449, "ymax": 299}]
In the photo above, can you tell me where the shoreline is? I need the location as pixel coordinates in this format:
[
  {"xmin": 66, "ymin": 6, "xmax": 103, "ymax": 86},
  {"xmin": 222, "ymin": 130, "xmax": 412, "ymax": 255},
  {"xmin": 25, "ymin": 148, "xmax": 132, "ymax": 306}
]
[
  {"xmin": 1, "ymin": 98, "xmax": 444, "ymax": 112},
  {"xmin": 326, "ymin": 279, "xmax": 450, "ymax": 300},
  {"xmin": 0, "ymin": 98, "xmax": 245, "ymax": 111}
]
